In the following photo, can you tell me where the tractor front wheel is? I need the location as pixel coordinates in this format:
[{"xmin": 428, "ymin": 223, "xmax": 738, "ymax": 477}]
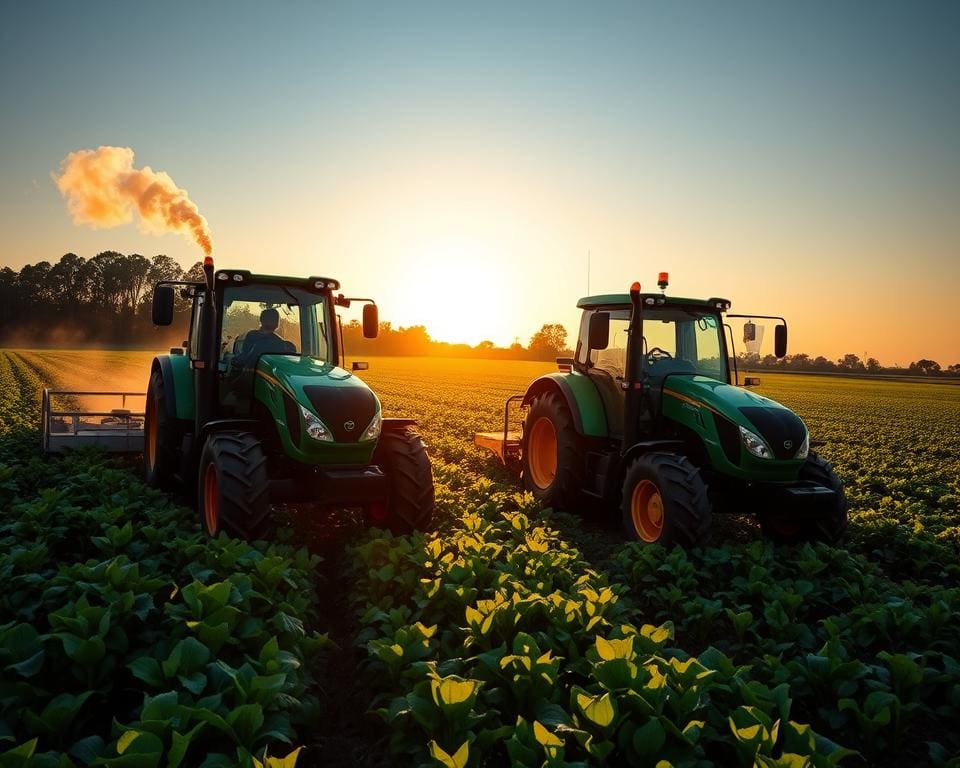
[
  {"xmin": 371, "ymin": 427, "xmax": 435, "ymax": 534},
  {"xmin": 621, "ymin": 452, "xmax": 711, "ymax": 547},
  {"xmin": 521, "ymin": 392, "xmax": 586, "ymax": 512},
  {"xmin": 760, "ymin": 452, "xmax": 848, "ymax": 545},
  {"xmin": 144, "ymin": 369, "xmax": 180, "ymax": 489},
  {"xmin": 197, "ymin": 431, "xmax": 272, "ymax": 540}
]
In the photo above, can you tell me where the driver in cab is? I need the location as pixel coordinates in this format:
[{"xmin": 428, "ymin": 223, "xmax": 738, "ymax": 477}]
[{"xmin": 235, "ymin": 308, "xmax": 296, "ymax": 367}]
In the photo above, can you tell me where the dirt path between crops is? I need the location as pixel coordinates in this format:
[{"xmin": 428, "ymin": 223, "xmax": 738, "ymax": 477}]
[{"xmin": 286, "ymin": 507, "xmax": 393, "ymax": 768}]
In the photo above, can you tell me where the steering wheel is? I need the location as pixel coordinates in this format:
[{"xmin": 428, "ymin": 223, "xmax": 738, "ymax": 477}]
[{"xmin": 646, "ymin": 346, "xmax": 673, "ymax": 363}]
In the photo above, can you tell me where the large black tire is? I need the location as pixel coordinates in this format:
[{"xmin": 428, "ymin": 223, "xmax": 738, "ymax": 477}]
[
  {"xmin": 197, "ymin": 431, "xmax": 273, "ymax": 540},
  {"xmin": 143, "ymin": 369, "xmax": 180, "ymax": 489},
  {"xmin": 621, "ymin": 452, "xmax": 712, "ymax": 547},
  {"xmin": 760, "ymin": 452, "xmax": 848, "ymax": 545},
  {"xmin": 521, "ymin": 392, "xmax": 586, "ymax": 512},
  {"xmin": 370, "ymin": 427, "xmax": 435, "ymax": 534}
]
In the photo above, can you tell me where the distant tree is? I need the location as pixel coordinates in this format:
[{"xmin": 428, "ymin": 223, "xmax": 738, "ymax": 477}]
[
  {"xmin": 866, "ymin": 357, "xmax": 881, "ymax": 373},
  {"xmin": 788, "ymin": 353, "xmax": 811, "ymax": 370},
  {"xmin": 529, "ymin": 324, "xmax": 568, "ymax": 360},
  {"xmin": 948, "ymin": 363, "xmax": 960, "ymax": 375},
  {"xmin": 475, "ymin": 340, "xmax": 495, "ymax": 350},
  {"xmin": 909, "ymin": 359, "xmax": 941, "ymax": 375},
  {"xmin": 838, "ymin": 353, "xmax": 865, "ymax": 371}
]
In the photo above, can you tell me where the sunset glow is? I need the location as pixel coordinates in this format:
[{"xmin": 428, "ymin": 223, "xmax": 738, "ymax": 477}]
[{"xmin": 1, "ymin": 2, "xmax": 957, "ymax": 364}]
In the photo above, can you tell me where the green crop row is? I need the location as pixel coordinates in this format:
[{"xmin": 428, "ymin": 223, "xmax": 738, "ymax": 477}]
[
  {"xmin": 0, "ymin": 432, "xmax": 322, "ymax": 767},
  {"xmin": 608, "ymin": 539, "xmax": 960, "ymax": 762},
  {"xmin": 349, "ymin": 487, "xmax": 854, "ymax": 767}
]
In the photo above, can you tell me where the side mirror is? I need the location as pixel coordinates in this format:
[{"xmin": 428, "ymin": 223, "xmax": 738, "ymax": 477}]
[
  {"xmin": 775, "ymin": 325, "xmax": 787, "ymax": 358},
  {"xmin": 152, "ymin": 286, "xmax": 175, "ymax": 326},
  {"xmin": 362, "ymin": 303, "xmax": 379, "ymax": 339},
  {"xmin": 744, "ymin": 376, "xmax": 761, "ymax": 387},
  {"xmin": 352, "ymin": 361, "xmax": 369, "ymax": 371},
  {"xmin": 588, "ymin": 312, "xmax": 610, "ymax": 350}
]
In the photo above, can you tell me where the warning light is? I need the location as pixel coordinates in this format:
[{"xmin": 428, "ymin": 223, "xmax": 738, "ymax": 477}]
[
  {"xmin": 630, "ymin": 281, "xmax": 641, "ymax": 292},
  {"xmin": 658, "ymin": 272, "xmax": 669, "ymax": 290},
  {"xmin": 203, "ymin": 256, "xmax": 214, "ymax": 267}
]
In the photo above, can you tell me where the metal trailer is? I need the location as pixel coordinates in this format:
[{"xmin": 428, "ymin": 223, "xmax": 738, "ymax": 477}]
[{"xmin": 41, "ymin": 389, "xmax": 145, "ymax": 454}]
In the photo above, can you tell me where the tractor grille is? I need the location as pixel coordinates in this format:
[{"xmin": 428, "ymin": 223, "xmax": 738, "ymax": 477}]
[
  {"xmin": 302, "ymin": 385, "xmax": 377, "ymax": 443},
  {"xmin": 739, "ymin": 406, "xmax": 806, "ymax": 460}
]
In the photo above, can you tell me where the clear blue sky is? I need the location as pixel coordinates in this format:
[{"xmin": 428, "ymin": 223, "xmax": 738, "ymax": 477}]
[{"xmin": 1, "ymin": 1, "xmax": 958, "ymax": 363}]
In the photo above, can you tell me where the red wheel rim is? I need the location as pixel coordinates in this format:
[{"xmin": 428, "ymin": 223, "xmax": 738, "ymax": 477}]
[
  {"xmin": 527, "ymin": 416, "xmax": 558, "ymax": 489},
  {"xmin": 203, "ymin": 463, "xmax": 219, "ymax": 535},
  {"xmin": 631, "ymin": 479, "xmax": 664, "ymax": 543}
]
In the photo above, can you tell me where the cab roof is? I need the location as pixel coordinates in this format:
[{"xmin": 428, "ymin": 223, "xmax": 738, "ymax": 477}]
[{"xmin": 576, "ymin": 293, "xmax": 731, "ymax": 310}]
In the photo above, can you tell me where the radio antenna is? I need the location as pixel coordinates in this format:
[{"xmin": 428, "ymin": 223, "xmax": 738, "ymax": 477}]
[{"xmin": 586, "ymin": 250, "xmax": 591, "ymax": 294}]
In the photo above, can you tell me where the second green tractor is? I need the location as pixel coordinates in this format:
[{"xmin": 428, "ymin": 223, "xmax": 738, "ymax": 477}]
[{"xmin": 477, "ymin": 273, "xmax": 847, "ymax": 547}]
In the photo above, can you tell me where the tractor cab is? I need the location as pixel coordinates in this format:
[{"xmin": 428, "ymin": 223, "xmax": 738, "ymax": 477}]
[
  {"xmin": 476, "ymin": 273, "xmax": 847, "ymax": 548},
  {"xmin": 143, "ymin": 257, "xmax": 434, "ymax": 541}
]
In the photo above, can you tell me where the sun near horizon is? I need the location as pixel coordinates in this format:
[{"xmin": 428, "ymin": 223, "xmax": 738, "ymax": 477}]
[{"xmin": 1, "ymin": 2, "xmax": 958, "ymax": 365}]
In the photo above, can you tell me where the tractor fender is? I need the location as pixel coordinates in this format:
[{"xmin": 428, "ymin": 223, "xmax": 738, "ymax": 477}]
[
  {"xmin": 152, "ymin": 355, "xmax": 195, "ymax": 422},
  {"xmin": 521, "ymin": 373, "xmax": 607, "ymax": 438},
  {"xmin": 620, "ymin": 439, "xmax": 686, "ymax": 469}
]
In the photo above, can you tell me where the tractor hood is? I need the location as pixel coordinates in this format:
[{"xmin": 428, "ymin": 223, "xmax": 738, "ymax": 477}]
[
  {"xmin": 664, "ymin": 376, "xmax": 808, "ymax": 460},
  {"xmin": 255, "ymin": 355, "xmax": 381, "ymax": 443}
]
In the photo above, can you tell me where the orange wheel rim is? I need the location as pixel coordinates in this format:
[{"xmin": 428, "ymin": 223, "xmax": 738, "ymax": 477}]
[
  {"xmin": 146, "ymin": 396, "xmax": 158, "ymax": 470},
  {"xmin": 203, "ymin": 463, "xmax": 219, "ymax": 535},
  {"xmin": 528, "ymin": 416, "xmax": 558, "ymax": 489},
  {"xmin": 631, "ymin": 479, "xmax": 664, "ymax": 542}
]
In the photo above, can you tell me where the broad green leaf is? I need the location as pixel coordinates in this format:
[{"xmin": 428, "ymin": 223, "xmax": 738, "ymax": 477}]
[{"xmin": 633, "ymin": 718, "xmax": 666, "ymax": 756}]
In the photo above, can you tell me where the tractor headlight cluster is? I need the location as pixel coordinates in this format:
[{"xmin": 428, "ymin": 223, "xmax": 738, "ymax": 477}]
[
  {"xmin": 739, "ymin": 425, "xmax": 772, "ymax": 459},
  {"xmin": 361, "ymin": 412, "xmax": 382, "ymax": 441},
  {"xmin": 795, "ymin": 431, "xmax": 810, "ymax": 460},
  {"xmin": 300, "ymin": 405, "xmax": 334, "ymax": 442}
]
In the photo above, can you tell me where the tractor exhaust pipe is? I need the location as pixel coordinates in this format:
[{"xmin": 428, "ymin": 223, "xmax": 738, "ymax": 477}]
[
  {"xmin": 623, "ymin": 281, "xmax": 644, "ymax": 449},
  {"xmin": 195, "ymin": 255, "xmax": 218, "ymax": 437}
]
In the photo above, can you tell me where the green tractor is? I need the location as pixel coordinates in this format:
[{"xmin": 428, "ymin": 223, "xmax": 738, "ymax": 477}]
[
  {"xmin": 145, "ymin": 256, "xmax": 434, "ymax": 539},
  {"xmin": 476, "ymin": 273, "xmax": 846, "ymax": 546}
]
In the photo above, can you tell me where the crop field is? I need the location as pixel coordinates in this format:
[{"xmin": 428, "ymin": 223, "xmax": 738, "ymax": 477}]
[{"xmin": 1, "ymin": 349, "xmax": 959, "ymax": 767}]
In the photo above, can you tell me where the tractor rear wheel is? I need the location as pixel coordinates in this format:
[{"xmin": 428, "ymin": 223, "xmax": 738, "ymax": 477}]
[
  {"xmin": 197, "ymin": 431, "xmax": 273, "ymax": 540},
  {"xmin": 370, "ymin": 427, "xmax": 434, "ymax": 534},
  {"xmin": 621, "ymin": 452, "xmax": 711, "ymax": 547},
  {"xmin": 760, "ymin": 452, "xmax": 848, "ymax": 545},
  {"xmin": 521, "ymin": 392, "xmax": 586, "ymax": 512},
  {"xmin": 144, "ymin": 369, "xmax": 180, "ymax": 489}
]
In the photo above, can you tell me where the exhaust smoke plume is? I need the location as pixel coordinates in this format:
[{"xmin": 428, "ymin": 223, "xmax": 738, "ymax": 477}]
[{"xmin": 54, "ymin": 146, "xmax": 213, "ymax": 254}]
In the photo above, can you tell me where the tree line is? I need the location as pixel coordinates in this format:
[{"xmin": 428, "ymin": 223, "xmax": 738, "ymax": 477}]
[
  {"xmin": 741, "ymin": 352, "xmax": 959, "ymax": 378},
  {"xmin": 0, "ymin": 252, "xmax": 572, "ymax": 359},
  {"xmin": 1, "ymin": 252, "xmax": 955, "ymax": 373}
]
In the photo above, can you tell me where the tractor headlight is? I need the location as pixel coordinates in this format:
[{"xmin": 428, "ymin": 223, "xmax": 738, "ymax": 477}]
[
  {"xmin": 739, "ymin": 425, "xmax": 772, "ymax": 459},
  {"xmin": 300, "ymin": 405, "xmax": 334, "ymax": 442},
  {"xmin": 794, "ymin": 431, "xmax": 810, "ymax": 460},
  {"xmin": 361, "ymin": 412, "xmax": 382, "ymax": 441}
]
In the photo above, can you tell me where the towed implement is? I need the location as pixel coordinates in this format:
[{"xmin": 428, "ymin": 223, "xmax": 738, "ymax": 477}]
[
  {"xmin": 476, "ymin": 273, "xmax": 847, "ymax": 547},
  {"xmin": 136, "ymin": 257, "xmax": 434, "ymax": 539}
]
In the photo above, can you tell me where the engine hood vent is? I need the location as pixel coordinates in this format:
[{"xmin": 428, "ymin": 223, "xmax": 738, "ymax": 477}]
[
  {"xmin": 739, "ymin": 406, "xmax": 805, "ymax": 460},
  {"xmin": 302, "ymin": 385, "xmax": 378, "ymax": 443}
]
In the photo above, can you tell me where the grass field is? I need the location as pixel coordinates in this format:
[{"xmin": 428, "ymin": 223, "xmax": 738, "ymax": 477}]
[{"xmin": 1, "ymin": 349, "xmax": 959, "ymax": 766}]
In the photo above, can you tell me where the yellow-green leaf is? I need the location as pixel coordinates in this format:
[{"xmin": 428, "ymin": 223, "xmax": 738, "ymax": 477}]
[
  {"xmin": 595, "ymin": 635, "xmax": 634, "ymax": 661},
  {"xmin": 533, "ymin": 720, "xmax": 563, "ymax": 747},
  {"xmin": 576, "ymin": 691, "xmax": 616, "ymax": 727}
]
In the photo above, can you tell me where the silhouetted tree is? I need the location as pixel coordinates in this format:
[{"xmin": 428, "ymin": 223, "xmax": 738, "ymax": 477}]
[{"xmin": 529, "ymin": 324, "xmax": 568, "ymax": 360}]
